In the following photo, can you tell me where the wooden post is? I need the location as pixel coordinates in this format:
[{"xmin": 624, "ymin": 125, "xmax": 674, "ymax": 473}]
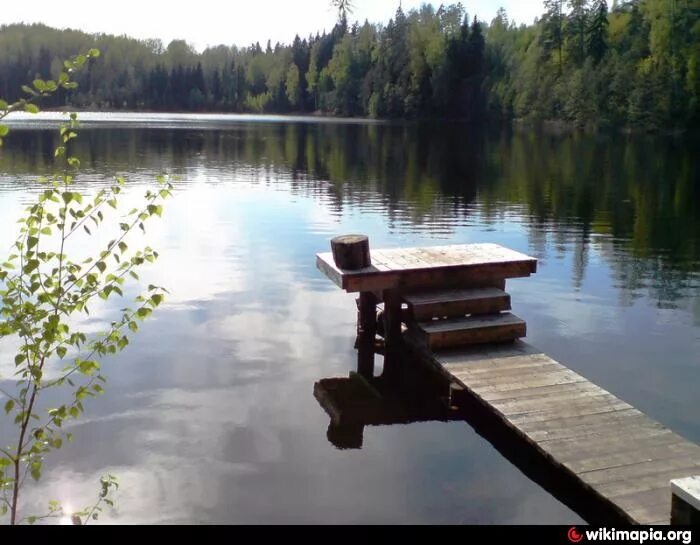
[
  {"xmin": 331, "ymin": 235, "xmax": 371, "ymax": 270},
  {"xmin": 382, "ymin": 289, "xmax": 403, "ymax": 381},
  {"xmin": 357, "ymin": 291, "xmax": 378, "ymax": 378},
  {"xmin": 671, "ymin": 476, "xmax": 700, "ymax": 525},
  {"xmin": 331, "ymin": 234, "xmax": 376, "ymax": 378}
]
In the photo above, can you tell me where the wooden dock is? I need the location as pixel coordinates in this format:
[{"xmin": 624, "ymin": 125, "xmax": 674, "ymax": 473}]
[
  {"xmin": 408, "ymin": 340, "xmax": 700, "ymax": 525},
  {"xmin": 315, "ymin": 238, "xmax": 700, "ymax": 525}
]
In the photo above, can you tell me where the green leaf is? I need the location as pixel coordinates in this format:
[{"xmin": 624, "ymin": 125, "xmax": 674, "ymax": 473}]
[
  {"xmin": 96, "ymin": 261, "xmax": 107, "ymax": 273},
  {"xmin": 78, "ymin": 360, "xmax": 99, "ymax": 376},
  {"xmin": 25, "ymin": 103, "xmax": 40, "ymax": 114},
  {"xmin": 4, "ymin": 399, "xmax": 14, "ymax": 414},
  {"xmin": 30, "ymin": 462, "xmax": 41, "ymax": 481},
  {"xmin": 14, "ymin": 354, "xmax": 26, "ymax": 366},
  {"xmin": 0, "ymin": 125, "xmax": 8, "ymax": 137},
  {"xmin": 23, "ymin": 259, "xmax": 40, "ymax": 274},
  {"xmin": 56, "ymin": 346, "xmax": 67, "ymax": 359}
]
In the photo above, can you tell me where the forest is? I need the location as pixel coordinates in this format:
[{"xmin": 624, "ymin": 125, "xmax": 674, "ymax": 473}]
[{"xmin": 0, "ymin": 0, "xmax": 697, "ymax": 129}]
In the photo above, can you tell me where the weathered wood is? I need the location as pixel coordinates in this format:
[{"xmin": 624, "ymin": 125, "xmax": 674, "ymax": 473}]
[
  {"xmin": 357, "ymin": 291, "xmax": 378, "ymax": 378},
  {"xmin": 331, "ymin": 234, "xmax": 371, "ymax": 270},
  {"xmin": 316, "ymin": 243, "xmax": 537, "ymax": 293},
  {"xmin": 671, "ymin": 476, "xmax": 700, "ymax": 525},
  {"xmin": 549, "ymin": 432, "xmax": 685, "ymax": 464},
  {"xmin": 412, "ymin": 340, "xmax": 700, "ymax": 525},
  {"xmin": 404, "ymin": 287, "xmax": 511, "ymax": 320},
  {"xmin": 596, "ymin": 468, "xmax": 700, "ymax": 500},
  {"xmin": 579, "ymin": 457, "xmax": 700, "ymax": 487},
  {"xmin": 566, "ymin": 443, "xmax": 700, "ymax": 475},
  {"xmin": 409, "ymin": 313, "xmax": 526, "ymax": 350}
]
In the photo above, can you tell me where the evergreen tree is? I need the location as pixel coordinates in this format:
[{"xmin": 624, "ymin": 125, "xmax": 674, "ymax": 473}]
[
  {"xmin": 587, "ymin": 0, "xmax": 609, "ymax": 63},
  {"xmin": 566, "ymin": 0, "xmax": 589, "ymax": 66},
  {"xmin": 541, "ymin": 0, "xmax": 565, "ymax": 74}
]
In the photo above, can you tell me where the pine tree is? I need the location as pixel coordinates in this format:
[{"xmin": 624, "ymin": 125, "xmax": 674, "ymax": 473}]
[
  {"xmin": 541, "ymin": 0, "xmax": 565, "ymax": 75},
  {"xmin": 566, "ymin": 0, "xmax": 589, "ymax": 66},
  {"xmin": 587, "ymin": 0, "xmax": 608, "ymax": 63}
]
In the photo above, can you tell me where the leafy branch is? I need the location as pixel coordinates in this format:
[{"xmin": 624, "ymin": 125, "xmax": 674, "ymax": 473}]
[{"xmin": 0, "ymin": 50, "xmax": 172, "ymax": 524}]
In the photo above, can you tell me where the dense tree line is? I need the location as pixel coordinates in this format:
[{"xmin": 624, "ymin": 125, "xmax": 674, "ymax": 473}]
[
  {"xmin": 0, "ymin": 0, "xmax": 697, "ymax": 128},
  {"xmin": 486, "ymin": 0, "xmax": 699, "ymax": 129}
]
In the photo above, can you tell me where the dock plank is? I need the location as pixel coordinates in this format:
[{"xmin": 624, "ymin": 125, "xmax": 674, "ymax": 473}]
[{"xmin": 568, "ymin": 443, "xmax": 700, "ymax": 475}]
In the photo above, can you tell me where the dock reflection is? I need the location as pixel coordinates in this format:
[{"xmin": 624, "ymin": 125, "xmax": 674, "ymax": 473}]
[
  {"xmin": 314, "ymin": 370, "xmax": 462, "ymax": 449},
  {"xmin": 313, "ymin": 362, "xmax": 634, "ymax": 525}
]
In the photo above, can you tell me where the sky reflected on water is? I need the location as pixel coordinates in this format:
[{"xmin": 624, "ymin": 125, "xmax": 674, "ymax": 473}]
[{"xmin": 0, "ymin": 117, "xmax": 698, "ymax": 523}]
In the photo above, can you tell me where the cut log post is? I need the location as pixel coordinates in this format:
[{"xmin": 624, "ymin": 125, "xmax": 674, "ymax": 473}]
[
  {"xmin": 670, "ymin": 476, "xmax": 700, "ymax": 525},
  {"xmin": 331, "ymin": 235, "xmax": 371, "ymax": 270}
]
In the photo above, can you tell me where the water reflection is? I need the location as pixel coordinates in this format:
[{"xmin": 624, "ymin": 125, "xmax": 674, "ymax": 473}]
[
  {"xmin": 0, "ymin": 117, "xmax": 697, "ymax": 524},
  {"xmin": 313, "ymin": 367, "xmax": 628, "ymax": 524}
]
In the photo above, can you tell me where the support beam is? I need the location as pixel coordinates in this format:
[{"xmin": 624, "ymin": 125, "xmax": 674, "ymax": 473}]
[
  {"xmin": 357, "ymin": 292, "xmax": 378, "ymax": 378},
  {"xmin": 382, "ymin": 289, "xmax": 403, "ymax": 381}
]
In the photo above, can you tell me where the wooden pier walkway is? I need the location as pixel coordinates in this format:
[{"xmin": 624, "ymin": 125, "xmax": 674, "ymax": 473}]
[
  {"xmin": 408, "ymin": 340, "xmax": 700, "ymax": 525},
  {"xmin": 315, "ymin": 237, "xmax": 700, "ymax": 525}
]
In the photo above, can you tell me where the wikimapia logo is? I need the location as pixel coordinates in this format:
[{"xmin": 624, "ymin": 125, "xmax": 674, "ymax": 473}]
[{"xmin": 567, "ymin": 527, "xmax": 693, "ymax": 544}]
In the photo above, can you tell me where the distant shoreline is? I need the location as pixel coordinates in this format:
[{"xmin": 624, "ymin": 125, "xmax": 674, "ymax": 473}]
[{"xmin": 4, "ymin": 109, "xmax": 695, "ymax": 136}]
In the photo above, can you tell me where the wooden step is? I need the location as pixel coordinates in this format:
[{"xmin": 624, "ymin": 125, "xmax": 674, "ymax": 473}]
[
  {"xmin": 408, "ymin": 313, "xmax": 526, "ymax": 350},
  {"xmin": 403, "ymin": 287, "xmax": 511, "ymax": 321}
]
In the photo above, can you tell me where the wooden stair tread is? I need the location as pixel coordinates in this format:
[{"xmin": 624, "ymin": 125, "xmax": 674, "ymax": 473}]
[
  {"xmin": 408, "ymin": 312, "xmax": 526, "ymax": 349},
  {"xmin": 403, "ymin": 287, "xmax": 507, "ymax": 305},
  {"xmin": 403, "ymin": 287, "xmax": 511, "ymax": 321},
  {"xmin": 418, "ymin": 312, "xmax": 525, "ymax": 332}
]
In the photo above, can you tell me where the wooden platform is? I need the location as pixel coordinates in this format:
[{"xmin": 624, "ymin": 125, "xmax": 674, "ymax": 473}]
[
  {"xmin": 316, "ymin": 243, "xmax": 537, "ymax": 293},
  {"xmin": 407, "ymin": 339, "xmax": 700, "ymax": 525}
]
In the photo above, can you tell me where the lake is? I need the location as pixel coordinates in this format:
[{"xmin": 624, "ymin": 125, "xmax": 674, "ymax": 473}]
[{"xmin": 0, "ymin": 113, "xmax": 698, "ymax": 524}]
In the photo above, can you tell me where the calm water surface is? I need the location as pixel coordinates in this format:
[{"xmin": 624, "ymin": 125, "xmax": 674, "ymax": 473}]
[{"xmin": 0, "ymin": 113, "xmax": 698, "ymax": 524}]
